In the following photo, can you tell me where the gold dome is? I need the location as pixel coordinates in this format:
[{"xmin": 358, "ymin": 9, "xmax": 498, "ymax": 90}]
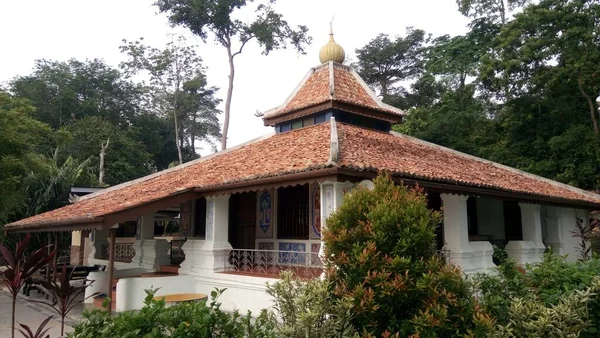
[{"xmin": 319, "ymin": 26, "xmax": 345, "ymax": 64}]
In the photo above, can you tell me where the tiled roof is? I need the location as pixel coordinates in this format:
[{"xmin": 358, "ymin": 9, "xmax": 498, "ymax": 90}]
[
  {"xmin": 7, "ymin": 120, "xmax": 600, "ymax": 232},
  {"xmin": 5, "ymin": 123, "xmax": 333, "ymax": 231},
  {"xmin": 336, "ymin": 123, "xmax": 600, "ymax": 205},
  {"xmin": 263, "ymin": 62, "xmax": 404, "ymax": 123}
]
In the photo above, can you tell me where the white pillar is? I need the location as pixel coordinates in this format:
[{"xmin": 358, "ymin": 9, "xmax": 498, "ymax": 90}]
[
  {"xmin": 319, "ymin": 181, "xmax": 354, "ymax": 260},
  {"xmin": 181, "ymin": 195, "xmax": 232, "ymax": 274},
  {"xmin": 544, "ymin": 206, "xmax": 564, "ymax": 255},
  {"xmin": 131, "ymin": 213, "xmax": 170, "ymax": 271},
  {"xmin": 506, "ymin": 203, "xmax": 545, "ymax": 265},
  {"xmin": 441, "ymin": 194, "xmax": 477, "ymax": 273}
]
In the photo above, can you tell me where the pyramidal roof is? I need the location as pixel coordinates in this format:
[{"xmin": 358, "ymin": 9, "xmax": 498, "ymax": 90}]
[{"xmin": 262, "ymin": 61, "xmax": 405, "ymax": 126}]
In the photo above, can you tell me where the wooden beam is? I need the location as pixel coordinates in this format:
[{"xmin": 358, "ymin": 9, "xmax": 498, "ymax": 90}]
[{"xmin": 107, "ymin": 227, "xmax": 116, "ymax": 315}]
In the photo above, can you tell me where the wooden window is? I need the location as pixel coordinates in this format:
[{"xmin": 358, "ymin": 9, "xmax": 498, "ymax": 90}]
[
  {"xmin": 467, "ymin": 197, "xmax": 478, "ymax": 235},
  {"xmin": 314, "ymin": 114, "xmax": 327, "ymax": 124},
  {"xmin": 277, "ymin": 184, "xmax": 309, "ymax": 239},
  {"xmin": 194, "ymin": 197, "xmax": 207, "ymax": 238},
  {"xmin": 291, "ymin": 120, "xmax": 303, "ymax": 130},
  {"xmin": 303, "ymin": 117, "xmax": 314, "ymax": 127},
  {"xmin": 281, "ymin": 123, "xmax": 291, "ymax": 132}
]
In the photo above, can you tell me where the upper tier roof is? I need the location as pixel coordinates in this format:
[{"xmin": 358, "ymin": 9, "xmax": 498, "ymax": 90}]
[
  {"xmin": 6, "ymin": 120, "xmax": 600, "ymax": 232},
  {"xmin": 262, "ymin": 62, "xmax": 405, "ymax": 126}
]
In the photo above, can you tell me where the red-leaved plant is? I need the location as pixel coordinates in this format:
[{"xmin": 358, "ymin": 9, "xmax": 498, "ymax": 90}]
[
  {"xmin": 17, "ymin": 316, "xmax": 53, "ymax": 338},
  {"xmin": 0, "ymin": 234, "xmax": 56, "ymax": 338},
  {"xmin": 35, "ymin": 264, "xmax": 97, "ymax": 336}
]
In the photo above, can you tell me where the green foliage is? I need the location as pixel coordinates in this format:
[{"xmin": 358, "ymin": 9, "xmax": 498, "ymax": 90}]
[
  {"xmin": 120, "ymin": 35, "xmax": 221, "ymax": 163},
  {"xmin": 354, "ymin": 28, "xmax": 427, "ymax": 101},
  {"xmin": 154, "ymin": 0, "xmax": 311, "ymax": 149},
  {"xmin": 474, "ymin": 253, "xmax": 600, "ymax": 337},
  {"xmin": 324, "ymin": 175, "xmax": 492, "ymax": 337},
  {"xmin": 0, "ymin": 92, "xmax": 54, "ymax": 224},
  {"xmin": 69, "ymin": 288, "xmax": 276, "ymax": 338},
  {"xmin": 266, "ymin": 271, "xmax": 357, "ymax": 338},
  {"xmin": 10, "ymin": 59, "xmax": 144, "ymax": 129}
]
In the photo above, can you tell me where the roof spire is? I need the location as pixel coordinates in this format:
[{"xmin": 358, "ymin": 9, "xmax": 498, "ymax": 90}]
[{"xmin": 319, "ymin": 17, "xmax": 345, "ymax": 64}]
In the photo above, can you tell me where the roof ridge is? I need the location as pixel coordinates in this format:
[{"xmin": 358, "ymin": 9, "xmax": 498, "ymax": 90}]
[
  {"xmin": 389, "ymin": 131, "xmax": 600, "ymax": 201},
  {"xmin": 328, "ymin": 117, "xmax": 339, "ymax": 164},
  {"xmin": 328, "ymin": 61, "xmax": 335, "ymax": 99},
  {"xmin": 79, "ymin": 131, "xmax": 276, "ymax": 202}
]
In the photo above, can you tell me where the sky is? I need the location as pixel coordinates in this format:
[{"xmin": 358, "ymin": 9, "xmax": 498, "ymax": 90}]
[{"xmin": 0, "ymin": 0, "xmax": 470, "ymax": 153}]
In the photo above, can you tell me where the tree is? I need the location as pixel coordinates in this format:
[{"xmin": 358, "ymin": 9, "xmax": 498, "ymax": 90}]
[
  {"xmin": 0, "ymin": 91, "xmax": 54, "ymax": 224},
  {"xmin": 64, "ymin": 116, "xmax": 153, "ymax": 186},
  {"xmin": 457, "ymin": 0, "xmax": 530, "ymax": 25},
  {"xmin": 120, "ymin": 35, "xmax": 221, "ymax": 163},
  {"xmin": 10, "ymin": 59, "xmax": 144, "ymax": 129},
  {"xmin": 354, "ymin": 28, "xmax": 427, "ymax": 103},
  {"xmin": 324, "ymin": 175, "xmax": 493, "ymax": 336},
  {"xmin": 154, "ymin": 0, "xmax": 311, "ymax": 150}
]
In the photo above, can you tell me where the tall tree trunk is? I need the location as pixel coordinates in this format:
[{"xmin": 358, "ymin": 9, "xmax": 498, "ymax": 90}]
[
  {"xmin": 99, "ymin": 138, "xmax": 109, "ymax": 185},
  {"xmin": 578, "ymin": 77, "xmax": 599, "ymax": 135},
  {"xmin": 174, "ymin": 109, "xmax": 183, "ymax": 164},
  {"xmin": 222, "ymin": 46, "xmax": 235, "ymax": 150}
]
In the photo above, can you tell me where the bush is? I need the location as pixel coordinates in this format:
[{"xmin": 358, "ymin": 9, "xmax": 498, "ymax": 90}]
[
  {"xmin": 474, "ymin": 253, "xmax": 600, "ymax": 337},
  {"xmin": 69, "ymin": 289, "xmax": 276, "ymax": 338},
  {"xmin": 323, "ymin": 175, "xmax": 493, "ymax": 337},
  {"xmin": 266, "ymin": 271, "xmax": 357, "ymax": 338}
]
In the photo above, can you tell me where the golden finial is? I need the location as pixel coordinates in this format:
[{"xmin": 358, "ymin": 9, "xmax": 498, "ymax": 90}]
[{"xmin": 319, "ymin": 17, "xmax": 345, "ymax": 64}]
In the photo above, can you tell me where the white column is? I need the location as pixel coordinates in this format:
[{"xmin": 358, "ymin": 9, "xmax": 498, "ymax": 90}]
[
  {"xmin": 319, "ymin": 181, "xmax": 354, "ymax": 260},
  {"xmin": 184, "ymin": 195, "xmax": 232, "ymax": 273},
  {"xmin": 506, "ymin": 203, "xmax": 545, "ymax": 265},
  {"xmin": 441, "ymin": 194, "xmax": 477, "ymax": 273},
  {"xmin": 131, "ymin": 213, "xmax": 170, "ymax": 271},
  {"xmin": 544, "ymin": 206, "xmax": 564, "ymax": 255}
]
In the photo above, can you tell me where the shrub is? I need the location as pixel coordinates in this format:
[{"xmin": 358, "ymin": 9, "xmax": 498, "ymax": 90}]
[
  {"xmin": 266, "ymin": 271, "xmax": 357, "ymax": 338},
  {"xmin": 323, "ymin": 174, "xmax": 493, "ymax": 337},
  {"xmin": 474, "ymin": 253, "xmax": 600, "ymax": 337},
  {"xmin": 68, "ymin": 289, "xmax": 276, "ymax": 338}
]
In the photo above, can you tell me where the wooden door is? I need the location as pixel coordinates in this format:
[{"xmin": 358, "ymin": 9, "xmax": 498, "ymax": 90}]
[{"xmin": 229, "ymin": 192, "xmax": 257, "ymax": 250}]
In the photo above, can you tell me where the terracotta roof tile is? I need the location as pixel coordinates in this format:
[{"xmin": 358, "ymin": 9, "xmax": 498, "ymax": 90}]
[
  {"xmin": 263, "ymin": 63, "xmax": 404, "ymax": 121},
  {"xmin": 8, "ymin": 120, "xmax": 600, "ymax": 232},
  {"xmin": 337, "ymin": 123, "xmax": 600, "ymax": 205},
  {"xmin": 6, "ymin": 123, "xmax": 333, "ymax": 230}
]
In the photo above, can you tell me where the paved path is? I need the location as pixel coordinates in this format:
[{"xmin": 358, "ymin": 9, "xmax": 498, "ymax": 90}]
[{"xmin": 0, "ymin": 291, "xmax": 74, "ymax": 337}]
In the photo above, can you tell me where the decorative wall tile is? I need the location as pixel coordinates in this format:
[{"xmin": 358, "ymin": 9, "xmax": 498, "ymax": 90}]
[
  {"xmin": 279, "ymin": 242, "xmax": 306, "ymax": 264},
  {"xmin": 310, "ymin": 184, "xmax": 322, "ymax": 239},
  {"xmin": 257, "ymin": 190, "xmax": 273, "ymax": 238},
  {"xmin": 258, "ymin": 242, "xmax": 274, "ymax": 250}
]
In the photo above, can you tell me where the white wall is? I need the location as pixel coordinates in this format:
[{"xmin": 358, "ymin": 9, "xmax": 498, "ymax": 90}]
[{"xmin": 116, "ymin": 275, "xmax": 196, "ymax": 311}]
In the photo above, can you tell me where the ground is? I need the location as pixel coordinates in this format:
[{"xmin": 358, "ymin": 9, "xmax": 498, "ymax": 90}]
[{"xmin": 0, "ymin": 287, "xmax": 88, "ymax": 337}]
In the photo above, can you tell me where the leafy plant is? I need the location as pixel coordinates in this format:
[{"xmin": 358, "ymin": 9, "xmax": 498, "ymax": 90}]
[
  {"xmin": 323, "ymin": 174, "xmax": 493, "ymax": 337},
  {"xmin": 17, "ymin": 316, "xmax": 53, "ymax": 338},
  {"xmin": 69, "ymin": 288, "xmax": 277, "ymax": 338},
  {"xmin": 266, "ymin": 271, "xmax": 357, "ymax": 338},
  {"xmin": 474, "ymin": 253, "xmax": 600, "ymax": 337},
  {"xmin": 0, "ymin": 234, "xmax": 55, "ymax": 338},
  {"xmin": 34, "ymin": 264, "xmax": 97, "ymax": 336}
]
